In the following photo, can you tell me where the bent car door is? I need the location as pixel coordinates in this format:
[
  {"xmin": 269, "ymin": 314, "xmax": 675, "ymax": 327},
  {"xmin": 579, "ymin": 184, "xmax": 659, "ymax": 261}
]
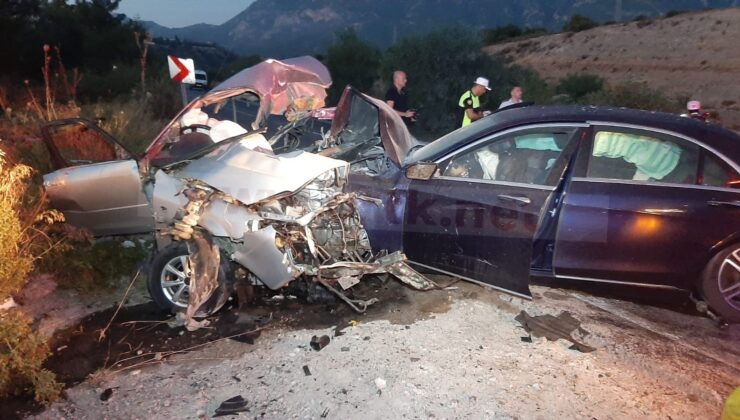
[
  {"xmin": 41, "ymin": 119, "xmax": 153, "ymax": 236},
  {"xmin": 402, "ymin": 124, "xmax": 585, "ymax": 297}
]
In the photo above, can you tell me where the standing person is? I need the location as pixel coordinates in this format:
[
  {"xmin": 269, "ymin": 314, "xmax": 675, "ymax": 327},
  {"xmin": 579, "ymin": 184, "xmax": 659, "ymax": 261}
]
[
  {"xmin": 385, "ymin": 70, "xmax": 416, "ymax": 127},
  {"xmin": 499, "ymin": 85, "xmax": 523, "ymax": 109},
  {"xmin": 459, "ymin": 77, "xmax": 491, "ymax": 127}
]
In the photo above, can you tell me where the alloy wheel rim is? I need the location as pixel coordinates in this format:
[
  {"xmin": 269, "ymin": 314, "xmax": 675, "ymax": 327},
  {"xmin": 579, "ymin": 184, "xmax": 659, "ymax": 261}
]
[
  {"xmin": 160, "ymin": 255, "xmax": 190, "ymax": 308},
  {"xmin": 718, "ymin": 248, "xmax": 740, "ymax": 311}
]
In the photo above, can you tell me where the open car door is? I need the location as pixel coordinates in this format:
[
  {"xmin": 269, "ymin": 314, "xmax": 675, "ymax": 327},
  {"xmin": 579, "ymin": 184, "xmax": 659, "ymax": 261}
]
[
  {"xmin": 402, "ymin": 125, "xmax": 586, "ymax": 298},
  {"xmin": 41, "ymin": 118, "xmax": 153, "ymax": 236}
]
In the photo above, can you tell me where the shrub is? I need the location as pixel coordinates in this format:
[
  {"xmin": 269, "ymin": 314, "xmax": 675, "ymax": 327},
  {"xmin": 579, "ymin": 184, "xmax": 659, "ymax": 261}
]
[
  {"xmin": 483, "ymin": 25, "xmax": 548, "ymax": 45},
  {"xmin": 0, "ymin": 149, "xmax": 63, "ymax": 404},
  {"xmin": 563, "ymin": 14, "xmax": 598, "ymax": 32},
  {"xmin": 665, "ymin": 10, "xmax": 687, "ymax": 18},
  {"xmin": 580, "ymin": 81, "xmax": 681, "ymax": 112},
  {"xmin": 555, "ymin": 74, "xmax": 604, "ymax": 101},
  {"xmin": 81, "ymin": 96, "xmax": 172, "ymax": 154},
  {"xmin": 0, "ymin": 311, "xmax": 62, "ymax": 403},
  {"xmin": 0, "ymin": 154, "xmax": 34, "ymax": 299},
  {"xmin": 38, "ymin": 237, "xmax": 148, "ymax": 291}
]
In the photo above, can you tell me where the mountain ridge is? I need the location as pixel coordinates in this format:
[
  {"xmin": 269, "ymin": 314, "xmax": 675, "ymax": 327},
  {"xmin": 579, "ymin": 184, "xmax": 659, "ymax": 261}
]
[{"xmin": 138, "ymin": 0, "xmax": 739, "ymax": 56}]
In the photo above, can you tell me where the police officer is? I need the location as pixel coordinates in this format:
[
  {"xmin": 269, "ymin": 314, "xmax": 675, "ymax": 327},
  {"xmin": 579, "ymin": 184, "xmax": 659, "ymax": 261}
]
[{"xmin": 459, "ymin": 77, "xmax": 491, "ymax": 127}]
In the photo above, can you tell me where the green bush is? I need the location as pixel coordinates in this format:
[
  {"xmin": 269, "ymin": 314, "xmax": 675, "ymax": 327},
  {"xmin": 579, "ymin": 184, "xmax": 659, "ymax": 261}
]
[
  {"xmin": 563, "ymin": 14, "xmax": 598, "ymax": 32},
  {"xmin": 555, "ymin": 74, "xmax": 604, "ymax": 100}
]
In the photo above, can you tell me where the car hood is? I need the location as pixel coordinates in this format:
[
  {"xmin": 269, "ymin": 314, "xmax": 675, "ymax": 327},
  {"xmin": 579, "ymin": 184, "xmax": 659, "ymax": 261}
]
[
  {"xmin": 330, "ymin": 86, "xmax": 418, "ymax": 166},
  {"xmin": 174, "ymin": 135, "xmax": 348, "ymax": 205}
]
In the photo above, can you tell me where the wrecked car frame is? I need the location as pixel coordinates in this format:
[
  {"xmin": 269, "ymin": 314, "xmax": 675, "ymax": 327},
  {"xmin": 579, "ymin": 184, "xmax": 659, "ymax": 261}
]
[{"xmin": 41, "ymin": 57, "xmax": 440, "ymax": 329}]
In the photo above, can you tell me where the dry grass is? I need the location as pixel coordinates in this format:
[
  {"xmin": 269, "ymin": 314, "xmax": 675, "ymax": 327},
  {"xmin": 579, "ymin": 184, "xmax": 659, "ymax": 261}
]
[{"xmin": 0, "ymin": 149, "xmax": 65, "ymax": 404}]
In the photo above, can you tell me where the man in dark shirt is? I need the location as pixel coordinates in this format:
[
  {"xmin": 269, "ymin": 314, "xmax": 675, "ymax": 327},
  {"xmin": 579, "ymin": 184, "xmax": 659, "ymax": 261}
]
[{"xmin": 385, "ymin": 70, "xmax": 416, "ymax": 127}]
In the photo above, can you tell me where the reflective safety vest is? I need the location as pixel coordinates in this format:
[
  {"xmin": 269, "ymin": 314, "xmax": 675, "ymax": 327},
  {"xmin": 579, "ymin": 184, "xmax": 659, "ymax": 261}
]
[
  {"xmin": 723, "ymin": 387, "xmax": 740, "ymax": 420},
  {"xmin": 459, "ymin": 90, "xmax": 480, "ymax": 127}
]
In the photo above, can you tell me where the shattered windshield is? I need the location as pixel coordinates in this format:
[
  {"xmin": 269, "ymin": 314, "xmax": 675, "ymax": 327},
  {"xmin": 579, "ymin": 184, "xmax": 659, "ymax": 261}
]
[{"xmin": 150, "ymin": 92, "xmax": 270, "ymax": 167}]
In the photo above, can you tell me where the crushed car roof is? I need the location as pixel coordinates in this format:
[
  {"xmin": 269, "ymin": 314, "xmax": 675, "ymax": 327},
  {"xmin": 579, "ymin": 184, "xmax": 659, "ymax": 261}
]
[{"xmin": 206, "ymin": 56, "xmax": 332, "ymax": 115}]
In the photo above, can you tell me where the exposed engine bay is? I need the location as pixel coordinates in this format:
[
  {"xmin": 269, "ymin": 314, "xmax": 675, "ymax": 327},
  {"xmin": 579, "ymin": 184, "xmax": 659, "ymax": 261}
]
[{"xmin": 153, "ymin": 139, "xmax": 436, "ymax": 330}]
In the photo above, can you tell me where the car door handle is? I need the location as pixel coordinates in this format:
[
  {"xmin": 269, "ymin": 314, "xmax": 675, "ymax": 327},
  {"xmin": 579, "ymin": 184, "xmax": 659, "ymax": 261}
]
[
  {"xmin": 707, "ymin": 200, "xmax": 740, "ymax": 208},
  {"xmin": 498, "ymin": 194, "xmax": 531, "ymax": 206}
]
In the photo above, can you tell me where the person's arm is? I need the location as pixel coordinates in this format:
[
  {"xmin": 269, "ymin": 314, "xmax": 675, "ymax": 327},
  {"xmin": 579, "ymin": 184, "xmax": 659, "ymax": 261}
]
[
  {"xmin": 465, "ymin": 107, "xmax": 483, "ymax": 121},
  {"xmin": 387, "ymin": 99, "xmax": 415, "ymax": 118}
]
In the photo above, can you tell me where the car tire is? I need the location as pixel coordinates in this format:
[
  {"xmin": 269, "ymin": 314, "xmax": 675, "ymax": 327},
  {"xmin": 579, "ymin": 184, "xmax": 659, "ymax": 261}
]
[
  {"xmin": 701, "ymin": 244, "xmax": 740, "ymax": 323},
  {"xmin": 147, "ymin": 243, "xmax": 232, "ymax": 314}
]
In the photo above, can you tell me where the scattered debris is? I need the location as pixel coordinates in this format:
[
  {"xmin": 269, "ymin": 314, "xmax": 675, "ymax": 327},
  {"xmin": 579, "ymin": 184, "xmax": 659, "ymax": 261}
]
[
  {"xmin": 340, "ymin": 347, "xmax": 350, "ymax": 352},
  {"xmin": 515, "ymin": 310, "xmax": 595, "ymax": 353},
  {"xmin": 232, "ymin": 375, "xmax": 241, "ymax": 383},
  {"xmin": 374, "ymin": 377, "xmax": 387, "ymax": 391},
  {"xmin": 520, "ymin": 336, "xmax": 533, "ymax": 343},
  {"xmin": 303, "ymin": 365, "xmax": 312, "ymax": 376},
  {"xmin": 213, "ymin": 395, "xmax": 249, "ymax": 417},
  {"xmin": 310, "ymin": 335, "xmax": 331, "ymax": 351},
  {"xmin": 334, "ymin": 319, "xmax": 349, "ymax": 336},
  {"xmin": 321, "ymin": 407, "xmax": 330, "ymax": 418},
  {"xmin": 99, "ymin": 388, "xmax": 114, "ymax": 401}
]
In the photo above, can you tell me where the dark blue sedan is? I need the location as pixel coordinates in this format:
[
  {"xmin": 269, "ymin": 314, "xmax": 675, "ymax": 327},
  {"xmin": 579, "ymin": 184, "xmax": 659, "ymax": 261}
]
[{"xmin": 335, "ymin": 88, "xmax": 740, "ymax": 322}]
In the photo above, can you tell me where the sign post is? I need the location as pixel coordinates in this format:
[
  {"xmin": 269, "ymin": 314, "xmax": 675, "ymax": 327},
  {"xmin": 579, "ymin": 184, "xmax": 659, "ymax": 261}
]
[{"xmin": 167, "ymin": 55, "xmax": 196, "ymax": 106}]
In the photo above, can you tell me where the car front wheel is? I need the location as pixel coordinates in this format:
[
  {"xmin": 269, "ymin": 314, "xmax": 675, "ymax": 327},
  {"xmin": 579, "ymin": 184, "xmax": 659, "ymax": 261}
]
[
  {"xmin": 701, "ymin": 244, "xmax": 740, "ymax": 323},
  {"xmin": 147, "ymin": 243, "xmax": 231, "ymax": 314}
]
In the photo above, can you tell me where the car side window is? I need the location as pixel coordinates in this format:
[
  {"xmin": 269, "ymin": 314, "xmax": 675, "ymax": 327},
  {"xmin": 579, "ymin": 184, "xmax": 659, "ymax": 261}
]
[
  {"xmin": 587, "ymin": 130, "xmax": 699, "ymax": 185},
  {"xmin": 441, "ymin": 128, "xmax": 577, "ymax": 186},
  {"xmin": 702, "ymin": 152, "xmax": 740, "ymax": 188},
  {"xmin": 46, "ymin": 121, "xmax": 126, "ymax": 165}
]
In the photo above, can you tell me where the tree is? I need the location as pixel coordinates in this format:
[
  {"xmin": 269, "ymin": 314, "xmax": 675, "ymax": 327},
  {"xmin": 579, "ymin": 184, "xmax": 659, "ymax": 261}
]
[
  {"xmin": 563, "ymin": 14, "xmax": 598, "ymax": 32},
  {"xmin": 325, "ymin": 29, "xmax": 381, "ymax": 104},
  {"xmin": 0, "ymin": 0, "xmax": 144, "ymax": 99}
]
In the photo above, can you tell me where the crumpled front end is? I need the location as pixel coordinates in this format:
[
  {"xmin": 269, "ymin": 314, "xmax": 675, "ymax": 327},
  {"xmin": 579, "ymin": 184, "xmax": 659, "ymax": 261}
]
[{"xmin": 154, "ymin": 148, "xmax": 435, "ymax": 329}]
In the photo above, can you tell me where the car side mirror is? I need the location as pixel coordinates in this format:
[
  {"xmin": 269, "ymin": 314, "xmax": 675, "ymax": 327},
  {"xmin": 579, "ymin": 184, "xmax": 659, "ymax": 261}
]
[{"xmin": 405, "ymin": 162, "xmax": 438, "ymax": 180}]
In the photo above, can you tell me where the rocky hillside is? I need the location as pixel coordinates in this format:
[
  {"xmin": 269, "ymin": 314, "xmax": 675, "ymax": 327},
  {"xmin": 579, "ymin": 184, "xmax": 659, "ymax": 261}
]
[
  {"xmin": 486, "ymin": 8, "xmax": 740, "ymax": 130},
  {"xmin": 140, "ymin": 0, "xmax": 738, "ymax": 57}
]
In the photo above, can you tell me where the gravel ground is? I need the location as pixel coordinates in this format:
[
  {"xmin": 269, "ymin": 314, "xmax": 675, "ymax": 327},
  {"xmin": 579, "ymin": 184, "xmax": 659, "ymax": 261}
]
[{"xmin": 32, "ymin": 280, "xmax": 740, "ymax": 419}]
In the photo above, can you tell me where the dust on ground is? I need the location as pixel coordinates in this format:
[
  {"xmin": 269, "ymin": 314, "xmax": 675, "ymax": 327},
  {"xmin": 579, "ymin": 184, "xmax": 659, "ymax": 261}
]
[{"xmin": 8, "ymin": 273, "xmax": 737, "ymax": 419}]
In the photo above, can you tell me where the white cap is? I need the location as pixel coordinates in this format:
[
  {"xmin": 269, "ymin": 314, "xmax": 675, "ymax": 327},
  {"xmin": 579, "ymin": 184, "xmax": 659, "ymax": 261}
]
[
  {"xmin": 687, "ymin": 100, "xmax": 701, "ymax": 111},
  {"xmin": 474, "ymin": 77, "xmax": 491, "ymax": 90}
]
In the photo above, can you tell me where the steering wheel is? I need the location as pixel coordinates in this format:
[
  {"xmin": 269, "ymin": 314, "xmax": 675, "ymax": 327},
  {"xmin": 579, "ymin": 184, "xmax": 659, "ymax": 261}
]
[{"xmin": 180, "ymin": 124, "xmax": 211, "ymax": 135}]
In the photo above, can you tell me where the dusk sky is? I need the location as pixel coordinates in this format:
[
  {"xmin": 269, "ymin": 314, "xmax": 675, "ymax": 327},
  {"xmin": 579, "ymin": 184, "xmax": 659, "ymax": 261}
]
[{"xmin": 117, "ymin": 0, "xmax": 255, "ymax": 27}]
